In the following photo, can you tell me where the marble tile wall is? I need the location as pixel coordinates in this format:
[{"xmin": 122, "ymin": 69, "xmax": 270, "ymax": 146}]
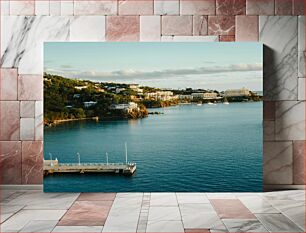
[{"xmin": 0, "ymin": 0, "xmax": 305, "ymax": 187}]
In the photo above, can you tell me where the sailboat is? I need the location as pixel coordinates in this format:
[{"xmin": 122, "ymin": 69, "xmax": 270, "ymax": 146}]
[
  {"xmin": 223, "ymin": 97, "xmax": 229, "ymax": 105},
  {"xmin": 123, "ymin": 142, "xmax": 137, "ymax": 175}
]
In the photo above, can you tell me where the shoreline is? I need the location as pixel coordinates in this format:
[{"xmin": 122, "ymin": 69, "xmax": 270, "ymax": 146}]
[
  {"xmin": 45, "ymin": 117, "xmax": 99, "ymax": 127},
  {"xmin": 45, "ymin": 101, "xmax": 262, "ymax": 127}
]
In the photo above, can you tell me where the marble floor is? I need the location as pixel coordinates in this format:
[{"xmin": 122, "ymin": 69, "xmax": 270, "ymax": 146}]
[{"xmin": 0, "ymin": 189, "xmax": 304, "ymax": 232}]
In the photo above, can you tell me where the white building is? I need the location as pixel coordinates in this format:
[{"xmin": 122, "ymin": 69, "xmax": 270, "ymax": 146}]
[
  {"xmin": 145, "ymin": 91, "xmax": 174, "ymax": 101},
  {"xmin": 225, "ymin": 88, "xmax": 250, "ymax": 97},
  {"xmin": 110, "ymin": 102, "xmax": 139, "ymax": 112},
  {"xmin": 116, "ymin": 87, "xmax": 126, "ymax": 93},
  {"xmin": 191, "ymin": 93, "xmax": 205, "ymax": 99},
  {"xmin": 129, "ymin": 84, "xmax": 139, "ymax": 90},
  {"xmin": 203, "ymin": 92, "xmax": 218, "ymax": 99},
  {"xmin": 179, "ymin": 95, "xmax": 193, "ymax": 100},
  {"xmin": 83, "ymin": 101, "xmax": 97, "ymax": 108},
  {"xmin": 145, "ymin": 92, "xmax": 157, "ymax": 99},
  {"xmin": 75, "ymin": 86, "xmax": 88, "ymax": 90}
]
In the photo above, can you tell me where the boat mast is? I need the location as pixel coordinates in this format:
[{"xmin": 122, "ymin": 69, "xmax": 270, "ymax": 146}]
[
  {"xmin": 77, "ymin": 152, "xmax": 81, "ymax": 165},
  {"xmin": 106, "ymin": 152, "xmax": 109, "ymax": 165},
  {"xmin": 125, "ymin": 142, "xmax": 128, "ymax": 164},
  {"xmin": 49, "ymin": 153, "xmax": 53, "ymax": 166}
]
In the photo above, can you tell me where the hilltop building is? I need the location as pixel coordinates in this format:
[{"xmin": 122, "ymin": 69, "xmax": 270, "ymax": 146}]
[
  {"xmin": 145, "ymin": 91, "xmax": 174, "ymax": 101},
  {"xmin": 116, "ymin": 87, "xmax": 126, "ymax": 93},
  {"xmin": 191, "ymin": 92, "xmax": 218, "ymax": 99},
  {"xmin": 75, "ymin": 86, "xmax": 88, "ymax": 90},
  {"xmin": 129, "ymin": 84, "xmax": 139, "ymax": 90},
  {"xmin": 225, "ymin": 88, "xmax": 250, "ymax": 97},
  {"xmin": 203, "ymin": 92, "xmax": 218, "ymax": 99},
  {"xmin": 191, "ymin": 93, "xmax": 205, "ymax": 99},
  {"xmin": 179, "ymin": 95, "xmax": 193, "ymax": 101},
  {"xmin": 110, "ymin": 102, "xmax": 139, "ymax": 113},
  {"xmin": 83, "ymin": 101, "xmax": 97, "ymax": 108}
]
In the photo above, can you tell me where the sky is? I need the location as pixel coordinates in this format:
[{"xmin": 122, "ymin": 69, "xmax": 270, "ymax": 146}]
[{"xmin": 44, "ymin": 42, "xmax": 263, "ymax": 91}]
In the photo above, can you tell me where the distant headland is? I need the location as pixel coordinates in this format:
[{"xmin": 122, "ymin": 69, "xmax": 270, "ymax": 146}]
[{"xmin": 44, "ymin": 73, "xmax": 262, "ymax": 126}]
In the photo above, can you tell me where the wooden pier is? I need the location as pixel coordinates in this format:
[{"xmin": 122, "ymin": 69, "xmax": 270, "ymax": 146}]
[{"xmin": 43, "ymin": 160, "xmax": 136, "ymax": 176}]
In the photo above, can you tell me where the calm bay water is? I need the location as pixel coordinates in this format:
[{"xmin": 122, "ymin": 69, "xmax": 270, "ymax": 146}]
[{"xmin": 44, "ymin": 102, "xmax": 263, "ymax": 192}]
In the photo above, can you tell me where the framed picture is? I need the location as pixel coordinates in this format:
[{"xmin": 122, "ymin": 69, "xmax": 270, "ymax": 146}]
[{"xmin": 43, "ymin": 42, "xmax": 263, "ymax": 192}]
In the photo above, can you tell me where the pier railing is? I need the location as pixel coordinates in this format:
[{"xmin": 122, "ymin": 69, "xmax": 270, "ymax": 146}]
[
  {"xmin": 43, "ymin": 160, "xmax": 137, "ymax": 175},
  {"xmin": 58, "ymin": 162, "xmax": 135, "ymax": 166}
]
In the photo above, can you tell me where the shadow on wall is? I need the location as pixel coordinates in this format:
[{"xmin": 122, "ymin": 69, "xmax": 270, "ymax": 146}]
[{"xmin": 263, "ymin": 44, "xmax": 298, "ymax": 101}]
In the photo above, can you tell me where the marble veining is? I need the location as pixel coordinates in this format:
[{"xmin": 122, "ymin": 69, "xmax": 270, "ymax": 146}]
[
  {"xmin": 0, "ymin": 141, "xmax": 22, "ymax": 184},
  {"xmin": 193, "ymin": 16, "xmax": 208, "ymax": 36},
  {"xmin": 1, "ymin": 16, "xmax": 70, "ymax": 74},
  {"xmin": 1, "ymin": 190, "xmax": 305, "ymax": 232},
  {"xmin": 7, "ymin": 191, "xmax": 79, "ymax": 210},
  {"xmin": 162, "ymin": 16, "xmax": 193, "ymax": 36},
  {"xmin": 298, "ymin": 76, "xmax": 305, "ymax": 101},
  {"xmin": 264, "ymin": 121, "xmax": 275, "ymax": 141},
  {"xmin": 216, "ymin": 0, "xmax": 246, "ymax": 15},
  {"xmin": 298, "ymin": 16, "xmax": 305, "ymax": 78},
  {"xmin": 20, "ymin": 101, "xmax": 35, "ymax": 118},
  {"xmin": 208, "ymin": 16, "xmax": 235, "ymax": 36},
  {"xmin": 256, "ymin": 213, "xmax": 303, "ymax": 232},
  {"xmin": 263, "ymin": 141, "xmax": 293, "ymax": 184},
  {"xmin": 119, "ymin": 0, "xmax": 153, "ymax": 15},
  {"xmin": 268, "ymin": 200, "xmax": 305, "ymax": 230},
  {"xmin": 293, "ymin": 141, "xmax": 305, "ymax": 185},
  {"xmin": 275, "ymin": 0, "xmax": 293, "ymax": 15},
  {"xmin": 154, "ymin": 0, "xmax": 179, "ymax": 15},
  {"xmin": 0, "ymin": 68, "xmax": 18, "ymax": 100},
  {"xmin": 106, "ymin": 16, "xmax": 140, "ymax": 42},
  {"xmin": 275, "ymin": 101, "xmax": 305, "ymax": 140},
  {"xmin": 18, "ymin": 75, "xmax": 43, "ymax": 100},
  {"xmin": 246, "ymin": 0, "xmax": 275, "ymax": 15},
  {"xmin": 236, "ymin": 16, "xmax": 258, "ymax": 41},
  {"xmin": 20, "ymin": 118, "xmax": 35, "ymax": 140},
  {"xmin": 21, "ymin": 141, "xmax": 43, "ymax": 184},
  {"xmin": 74, "ymin": 1, "xmax": 117, "ymax": 15},
  {"xmin": 293, "ymin": 0, "xmax": 305, "ymax": 15},
  {"xmin": 180, "ymin": 0, "xmax": 216, "ymax": 15},
  {"xmin": 10, "ymin": 0, "xmax": 34, "ymax": 16},
  {"xmin": 35, "ymin": 101, "xmax": 44, "ymax": 140},
  {"xmin": 259, "ymin": 16, "xmax": 298, "ymax": 101},
  {"xmin": 180, "ymin": 204, "xmax": 221, "ymax": 229},
  {"xmin": 0, "ymin": 1, "xmax": 304, "ymax": 189},
  {"xmin": 222, "ymin": 219, "xmax": 268, "ymax": 232},
  {"xmin": 1, "ymin": 204, "xmax": 25, "ymax": 223},
  {"xmin": 70, "ymin": 16, "xmax": 106, "ymax": 41},
  {"xmin": 102, "ymin": 196, "xmax": 142, "ymax": 232},
  {"xmin": 20, "ymin": 220, "xmax": 58, "ymax": 232},
  {"xmin": 0, "ymin": 101, "xmax": 20, "ymax": 141}
]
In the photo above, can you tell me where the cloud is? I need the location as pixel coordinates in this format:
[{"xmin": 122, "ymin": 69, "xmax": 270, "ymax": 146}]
[
  {"xmin": 60, "ymin": 64, "xmax": 73, "ymax": 69},
  {"xmin": 45, "ymin": 63, "xmax": 263, "ymax": 82}
]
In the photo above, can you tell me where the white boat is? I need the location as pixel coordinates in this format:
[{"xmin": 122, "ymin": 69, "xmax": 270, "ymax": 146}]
[
  {"xmin": 207, "ymin": 102, "xmax": 213, "ymax": 105},
  {"xmin": 197, "ymin": 103, "xmax": 202, "ymax": 106},
  {"xmin": 223, "ymin": 102, "xmax": 229, "ymax": 105}
]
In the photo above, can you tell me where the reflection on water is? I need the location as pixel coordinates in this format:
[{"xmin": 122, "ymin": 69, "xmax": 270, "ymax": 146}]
[{"xmin": 44, "ymin": 102, "xmax": 263, "ymax": 192}]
